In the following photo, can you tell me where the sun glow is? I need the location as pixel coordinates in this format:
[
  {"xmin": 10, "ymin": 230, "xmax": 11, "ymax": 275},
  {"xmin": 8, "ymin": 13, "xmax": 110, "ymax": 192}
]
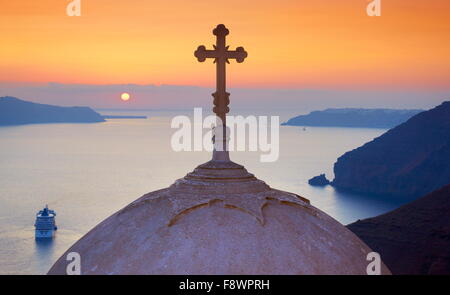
[{"xmin": 121, "ymin": 93, "xmax": 130, "ymax": 101}]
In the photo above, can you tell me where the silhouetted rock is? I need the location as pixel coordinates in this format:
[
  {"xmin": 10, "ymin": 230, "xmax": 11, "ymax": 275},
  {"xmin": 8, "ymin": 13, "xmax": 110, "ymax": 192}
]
[
  {"xmin": 282, "ymin": 108, "xmax": 421, "ymax": 129},
  {"xmin": 308, "ymin": 174, "xmax": 330, "ymax": 186},
  {"xmin": 333, "ymin": 101, "xmax": 450, "ymax": 199},
  {"xmin": 0, "ymin": 96, "xmax": 105, "ymax": 126},
  {"xmin": 347, "ymin": 184, "xmax": 450, "ymax": 275}
]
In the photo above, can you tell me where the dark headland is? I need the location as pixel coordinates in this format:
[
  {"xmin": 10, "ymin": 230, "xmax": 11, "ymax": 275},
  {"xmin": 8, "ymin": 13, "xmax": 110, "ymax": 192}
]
[
  {"xmin": 0, "ymin": 96, "xmax": 105, "ymax": 126},
  {"xmin": 282, "ymin": 108, "xmax": 422, "ymax": 129},
  {"xmin": 332, "ymin": 101, "xmax": 450, "ymax": 199},
  {"xmin": 347, "ymin": 184, "xmax": 450, "ymax": 275},
  {"xmin": 305, "ymin": 102, "xmax": 450, "ymax": 275}
]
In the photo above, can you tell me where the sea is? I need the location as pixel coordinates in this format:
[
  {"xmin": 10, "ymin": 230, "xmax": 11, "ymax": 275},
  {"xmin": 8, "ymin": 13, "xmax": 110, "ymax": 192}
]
[{"xmin": 0, "ymin": 108, "xmax": 406, "ymax": 274}]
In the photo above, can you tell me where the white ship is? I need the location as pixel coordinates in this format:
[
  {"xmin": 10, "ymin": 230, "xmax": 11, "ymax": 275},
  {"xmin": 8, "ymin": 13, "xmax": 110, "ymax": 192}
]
[{"xmin": 34, "ymin": 205, "xmax": 57, "ymax": 239}]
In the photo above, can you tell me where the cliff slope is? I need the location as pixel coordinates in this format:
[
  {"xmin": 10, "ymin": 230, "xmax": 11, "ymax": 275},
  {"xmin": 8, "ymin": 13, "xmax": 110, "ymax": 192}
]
[
  {"xmin": 333, "ymin": 102, "xmax": 450, "ymax": 198},
  {"xmin": 347, "ymin": 184, "xmax": 450, "ymax": 275}
]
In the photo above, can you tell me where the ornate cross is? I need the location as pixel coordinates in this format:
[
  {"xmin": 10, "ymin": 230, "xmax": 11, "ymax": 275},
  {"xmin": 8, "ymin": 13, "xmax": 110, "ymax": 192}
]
[{"xmin": 194, "ymin": 24, "xmax": 248, "ymax": 161}]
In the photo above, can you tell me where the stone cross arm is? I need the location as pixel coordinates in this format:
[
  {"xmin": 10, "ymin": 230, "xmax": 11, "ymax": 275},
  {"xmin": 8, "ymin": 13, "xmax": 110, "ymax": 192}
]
[
  {"xmin": 194, "ymin": 24, "xmax": 247, "ymax": 64},
  {"xmin": 194, "ymin": 45, "xmax": 248, "ymax": 63}
]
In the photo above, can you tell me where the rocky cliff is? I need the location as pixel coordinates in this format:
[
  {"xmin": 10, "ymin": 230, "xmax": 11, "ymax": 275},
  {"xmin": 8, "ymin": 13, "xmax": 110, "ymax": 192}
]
[
  {"xmin": 333, "ymin": 101, "xmax": 450, "ymax": 199},
  {"xmin": 347, "ymin": 184, "xmax": 450, "ymax": 275},
  {"xmin": 0, "ymin": 96, "xmax": 105, "ymax": 126}
]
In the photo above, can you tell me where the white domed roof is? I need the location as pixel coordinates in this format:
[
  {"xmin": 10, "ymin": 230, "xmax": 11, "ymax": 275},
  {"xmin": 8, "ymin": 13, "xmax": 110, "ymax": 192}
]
[{"xmin": 48, "ymin": 161, "xmax": 390, "ymax": 275}]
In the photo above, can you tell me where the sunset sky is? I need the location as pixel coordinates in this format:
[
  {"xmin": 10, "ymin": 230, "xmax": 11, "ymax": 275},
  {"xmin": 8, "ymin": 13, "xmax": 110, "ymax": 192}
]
[{"xmin": 1, "ymin": 0, "xmax": 450, "ymax": 109}]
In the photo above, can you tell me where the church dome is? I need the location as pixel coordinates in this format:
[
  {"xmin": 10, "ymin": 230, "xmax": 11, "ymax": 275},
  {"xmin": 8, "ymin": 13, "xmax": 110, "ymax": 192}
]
[
  {"xmin": 48, "ymin": 160, "xmax": 390, "ymax": 274},
  {"xmin": 48, "ymin": 24, "xmax": 390, "ymax": 275}
]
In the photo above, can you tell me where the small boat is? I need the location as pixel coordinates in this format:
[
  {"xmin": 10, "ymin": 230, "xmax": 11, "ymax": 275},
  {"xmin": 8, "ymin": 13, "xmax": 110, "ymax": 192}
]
[{"xmin": 35, "ymin": 205, "xmax": 57, "ymax": 239}]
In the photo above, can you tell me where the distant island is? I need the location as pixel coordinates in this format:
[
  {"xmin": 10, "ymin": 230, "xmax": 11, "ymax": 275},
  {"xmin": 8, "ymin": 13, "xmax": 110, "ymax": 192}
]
[
  {"xmin": 282, "ymin": 108, "xmax": 422, "ymax": 129},
  {"xmin": 347, "ymin": 184, "xmax": 450, "ymax": 275},
  {"xmin": 332, "ymin": 101, "xmax": 450, "ymax": 199},
  {"xmin": 102, "ymin": 115, "xmax": 147, "ymax": 119},
  {"xmin": 0, "ymin": 96, "xmax": 105, "ymax": 126}
]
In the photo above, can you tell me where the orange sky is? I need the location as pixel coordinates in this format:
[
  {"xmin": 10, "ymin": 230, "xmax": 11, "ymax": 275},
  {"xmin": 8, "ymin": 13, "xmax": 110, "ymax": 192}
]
[{"xmin": 1, "ymin": 0, "xmax": 450, "ymax": 89}]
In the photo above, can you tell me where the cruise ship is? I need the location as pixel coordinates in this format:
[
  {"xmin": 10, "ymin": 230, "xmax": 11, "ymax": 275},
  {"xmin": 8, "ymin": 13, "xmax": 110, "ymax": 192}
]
[{"xmin": 34, "ymin": 205, "xmax": 57, "ymax": 239}]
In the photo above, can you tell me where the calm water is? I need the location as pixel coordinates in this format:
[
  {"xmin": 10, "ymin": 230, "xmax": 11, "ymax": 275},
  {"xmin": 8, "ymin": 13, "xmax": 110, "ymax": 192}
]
[{"xmin": 0, "ymin": 109, "xmax": 404, "ymax": 274}]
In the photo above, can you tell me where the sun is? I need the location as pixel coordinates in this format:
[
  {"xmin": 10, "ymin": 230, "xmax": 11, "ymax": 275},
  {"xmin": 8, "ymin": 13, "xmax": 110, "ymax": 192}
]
[{"xmin": 121, "ymin": 92, "xmax": 130, "ymax": 101}]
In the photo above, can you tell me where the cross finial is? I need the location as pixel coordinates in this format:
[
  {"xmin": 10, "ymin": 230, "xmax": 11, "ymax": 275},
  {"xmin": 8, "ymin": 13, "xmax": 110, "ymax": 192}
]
[
  {"xmin": 194, "ymin": 24, "xmax": 248, "ymax": 162},
  {"xmin": 213, "ymin": 24, "xmax": 229, "ymax": 38}
]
